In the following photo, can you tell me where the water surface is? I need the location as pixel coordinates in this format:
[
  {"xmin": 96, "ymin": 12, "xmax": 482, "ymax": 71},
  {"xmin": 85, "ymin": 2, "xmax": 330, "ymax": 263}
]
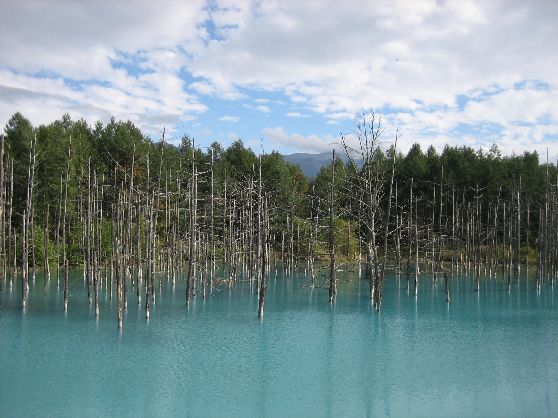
[{"xmin": 1, "ymin": 267, "xmax": 557, "ymax": 417}]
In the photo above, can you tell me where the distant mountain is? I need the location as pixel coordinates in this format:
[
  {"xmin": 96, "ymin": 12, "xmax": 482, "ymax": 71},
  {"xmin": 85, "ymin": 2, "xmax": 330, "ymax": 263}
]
[
  {"xmin": 283, "ymin": 152, "xmax": 332, "ymax": 178},
  {"xmin": 283, "ymin": 151, "xmax": 359, "ymax": 178}
]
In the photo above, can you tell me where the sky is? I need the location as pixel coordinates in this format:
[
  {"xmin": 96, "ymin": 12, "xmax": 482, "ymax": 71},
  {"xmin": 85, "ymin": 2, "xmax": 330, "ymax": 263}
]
[{"xmin": 1, "ymin": 0, "xmax": 557, "ymax": 157}]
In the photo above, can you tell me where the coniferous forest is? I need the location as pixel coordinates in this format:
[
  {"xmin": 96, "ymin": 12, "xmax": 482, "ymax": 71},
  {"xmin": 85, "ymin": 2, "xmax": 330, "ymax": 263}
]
[{"xmin": 2, "ymin": 111, "xmax": 557, "ymax": 325}]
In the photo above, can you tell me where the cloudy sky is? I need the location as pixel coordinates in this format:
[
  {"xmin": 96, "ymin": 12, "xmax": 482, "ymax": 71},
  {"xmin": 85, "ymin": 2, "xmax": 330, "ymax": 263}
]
[{"xmin": 1, "ymin": 0, "xmax": 557, "ymax": 156}]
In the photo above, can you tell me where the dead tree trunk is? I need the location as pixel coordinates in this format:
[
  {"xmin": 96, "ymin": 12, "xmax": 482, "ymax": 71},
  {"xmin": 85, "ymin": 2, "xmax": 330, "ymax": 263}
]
[
  {"xmin": 62, "ymin": 135, "xmax": 71, "ymax": 311},
  {"xmin": 210, "ymin": 149, "xmax": 215, "ymax": 295},
  {"xmin": 186, "ymin": 143, "xmax": 197, "ymax": 304},
  {"xmin": 513, "ymin": 176, "xmax": 521, "ymax": 281},
  {"xmin": 22, "ymin": 133, "xmax": 36, "ymax": 307},
  {"xmin": 328, "ymin": 149, "xmax": 336, "ymax": 303},
  {"xmin": 94, "ymin": 170, "xmax": 100, "ymax": 317},
  {"xmin": 86, "ymin": 158, "xmax": 92, "ymax": 304},
  {"xmin": 7, "ymin": 160, "xmax": 13, "ymax": 285},
  {"xmin": 309, "ymin": 185, "xmax": 317, "ymax": 286},
  {"xmin": 116, "ymin": 193, "xmax": 123, "ymax": 330},
  {"xmin": 377, "ymin": 137, "xmax": 397, "ymax": 310},
  {"xmin": 395, "ymin": 182, "xmax": 402, "ymax": 278},
  {"xmin": 444, "ymin": 272, "xmax": 450, "ymax": 303},
  {"xmin": 43, "ymin": 203, "xmax": 50, "ymax": 293},
  {"xmin": 257, "ymin": 196, "xmax": 268, "ymax": 319},
  {"xmin": 414, "ymin": 196, "xmax": 419, "ymax": 296},
  {"xmin": 0, "ymin": 135, "xmax": 4, "ymax": 281},
  {"xmin": 256, "ymin": 157, "xmax": 263, "ymax": 294},
  {"xmin": 145, "ymin": 154, "xmax": 152, "ymax": 318},
  {"xmin": 407, "ymin": 178, "xmax": 413, "ymax": 289}
]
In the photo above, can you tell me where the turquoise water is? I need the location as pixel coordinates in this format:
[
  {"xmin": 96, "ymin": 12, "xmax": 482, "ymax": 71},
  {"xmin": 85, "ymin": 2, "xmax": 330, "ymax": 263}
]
[{"xmin": 1, "ymin": 267, "xmax": 557, "ymax": 417}]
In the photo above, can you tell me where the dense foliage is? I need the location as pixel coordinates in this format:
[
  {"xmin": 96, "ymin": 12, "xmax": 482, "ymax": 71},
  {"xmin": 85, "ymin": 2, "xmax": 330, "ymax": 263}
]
[{"xmin": 3, "ymin": 112, "xmax": 554, "ymax": 268}]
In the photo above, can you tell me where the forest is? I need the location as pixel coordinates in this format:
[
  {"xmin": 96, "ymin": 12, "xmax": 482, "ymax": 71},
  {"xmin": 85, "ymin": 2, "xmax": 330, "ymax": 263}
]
[{"xmin": 2, "ymin": 111, "xmax": 557, "ymax": 324}]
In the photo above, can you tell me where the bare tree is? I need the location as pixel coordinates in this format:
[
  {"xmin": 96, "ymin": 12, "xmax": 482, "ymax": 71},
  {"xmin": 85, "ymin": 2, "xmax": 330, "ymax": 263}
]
[
  {"xmin": 328, "ymin": 149, "xmax": 336, "ymax": 303},
  {"xmin": 342, "ymin": 112, "xmax": 393, "ymax": 305}
]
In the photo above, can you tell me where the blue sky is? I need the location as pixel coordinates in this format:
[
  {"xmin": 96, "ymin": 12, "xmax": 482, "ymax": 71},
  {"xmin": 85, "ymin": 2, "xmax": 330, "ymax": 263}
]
[{"xmin": 1, "ymin": 0, "xmax": 557, "ymax": 157}]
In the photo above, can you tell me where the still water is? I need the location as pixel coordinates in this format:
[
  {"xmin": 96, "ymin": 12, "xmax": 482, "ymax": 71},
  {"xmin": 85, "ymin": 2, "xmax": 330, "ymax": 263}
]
[{"xmin": 1, "ymin": 267, "xmax": 557, "ymax": 417}]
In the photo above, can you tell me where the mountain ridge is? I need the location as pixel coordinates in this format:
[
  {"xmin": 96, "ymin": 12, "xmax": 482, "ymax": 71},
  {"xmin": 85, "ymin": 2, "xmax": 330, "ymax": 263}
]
[{"xmin": 283, "ymin": 151, "xmax": 357, "ymax": 178}]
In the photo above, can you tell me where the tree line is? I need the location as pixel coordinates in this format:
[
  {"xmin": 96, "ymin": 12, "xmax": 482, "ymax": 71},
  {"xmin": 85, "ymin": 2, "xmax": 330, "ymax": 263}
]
[{"xmin": 1, "ymin": 111, "xmax": 556, "ymax": 323}]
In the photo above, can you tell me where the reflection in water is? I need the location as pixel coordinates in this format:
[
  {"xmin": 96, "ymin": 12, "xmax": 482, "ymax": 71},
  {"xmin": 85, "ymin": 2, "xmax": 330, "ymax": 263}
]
[{"xmin": 0, "ymin": 266, "xmax": 557, "ymax": 417}]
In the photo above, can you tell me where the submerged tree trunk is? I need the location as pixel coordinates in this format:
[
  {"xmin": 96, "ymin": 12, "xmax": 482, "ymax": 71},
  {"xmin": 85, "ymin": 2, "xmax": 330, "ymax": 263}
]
[
  {"xmin": 258, "ymin": 197, "xmax": 268, "ymax": 319},
  {"xmin": 444, "ymin": 273, "xmax": 450, "ymax": 303},
  {"xmin": 407, "ymin": 178, "xmax": 413, "ymax": 289},
  {"xmin": 0, "ymin": 135, "xmax": 3, "ymax": 283},
  {"xmin": 377, "ymin": 137, "xmax": 397, "ymax": 310},
  {"xmin": 186, "ymin": 143, "xmax": 197, "ymax": 304},
  {"xmin": 44, "ymin": 204, "xmax": 50, "ymax": 293},
  {"xmin": 7, "ymin": 160, "xmax": 13, "ymax": 286},
  {"xmin": 210, "ymin": 149, "xmax": 215, "ymax": 295},
  {"xmin": 328, "ymin": 149, "xmax": 336, "ymax": 304},
  {"xmin": 22, "ymin": 133, "xmax": 37, "ymax": 307},
  {"xmin": 116, "ymin": 193, "xmax": 123, "ymax": 329},
  {"xmin": 414, "ymin": 196, "xmax": 419, "ymax": 296},
  {"xmin": 62, "ymin": 135, "xmax": 71, "ymax": 312}
]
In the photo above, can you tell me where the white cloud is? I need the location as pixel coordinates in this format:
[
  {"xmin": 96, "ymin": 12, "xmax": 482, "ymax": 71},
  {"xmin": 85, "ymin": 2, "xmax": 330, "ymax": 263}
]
[
  {"xmin": 242, "ymin": 103, "xmax": 271, "ymax": 113},
  {"xmin": 200, "ymin": 127, "xmax": 214, "ymax": 136},
  {"xmin": 0, "ymin": 0, "xmax": 208, "ymax": 135},
  {"xmin": 188, "ymin": 0, "xmax": 558, "ymax": 152},
  {"xmin": 0, "ymin": 1, "xmax": 207, "ymax": 79},
  {"xmin": 219, "ymin": 115, "xmax": 240, "ymax": 122},
  {"xmin": 286, "ymin": 112, "xmax": 308, "ymax": 118},
  {"xmin": 1, "ymin": 0, "xmax": 557, "ymax": 155},
  {"xmin": 0, "ymin": 68, "xmax": 206, "ymax": 136},
  {"xmin": 262, "ymin": 127, "xmax": 338, "ymax": 154},
  {"xmin": 256, "ymin": 105, "xmax": 270, "ymax": 113}
]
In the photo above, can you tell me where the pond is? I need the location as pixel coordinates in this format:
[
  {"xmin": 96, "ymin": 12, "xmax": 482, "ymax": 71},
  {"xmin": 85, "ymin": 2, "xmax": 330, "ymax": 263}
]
[{"xmin": 1, "ymin": 267, "xmax": 557, "ymax": 417}]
